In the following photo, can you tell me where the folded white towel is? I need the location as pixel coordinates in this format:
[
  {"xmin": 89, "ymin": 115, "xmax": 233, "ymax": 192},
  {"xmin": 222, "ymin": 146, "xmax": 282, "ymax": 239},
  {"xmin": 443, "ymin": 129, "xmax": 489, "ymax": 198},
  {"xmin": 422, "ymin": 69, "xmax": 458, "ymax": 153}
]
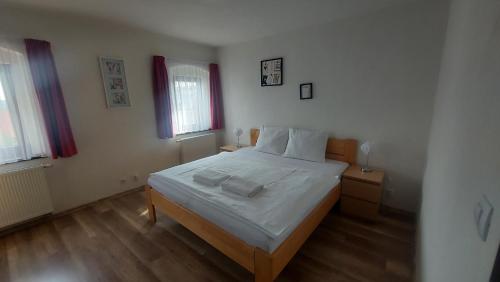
[
  {"xmin": 221, "ymin": 176, "xmax": 263, "ymax": 198},
  {"xmin": 193, "ymin": 169, "xmax": 230, "ymax": 186}
]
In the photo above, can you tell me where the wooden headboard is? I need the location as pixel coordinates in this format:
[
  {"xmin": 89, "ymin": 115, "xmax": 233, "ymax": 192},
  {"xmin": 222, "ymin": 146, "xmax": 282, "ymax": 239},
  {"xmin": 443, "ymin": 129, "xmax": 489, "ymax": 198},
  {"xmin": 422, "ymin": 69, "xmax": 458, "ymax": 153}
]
[{"xmin": 250, "ymin": 128, "xmax": 358, "ymax": 165}]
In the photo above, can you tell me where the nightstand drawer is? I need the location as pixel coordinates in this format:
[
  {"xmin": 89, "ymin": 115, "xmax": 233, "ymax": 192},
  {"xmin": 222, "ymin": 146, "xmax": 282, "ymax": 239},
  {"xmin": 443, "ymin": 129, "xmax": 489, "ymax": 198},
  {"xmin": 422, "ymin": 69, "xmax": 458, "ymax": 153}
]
[
  {"xmin": 341, "ymin": 196, "xmax": 379, "ymax": 220},
  {"xmin": 342, "ymin": 178, "xmax": 381, "ymax": 203}
]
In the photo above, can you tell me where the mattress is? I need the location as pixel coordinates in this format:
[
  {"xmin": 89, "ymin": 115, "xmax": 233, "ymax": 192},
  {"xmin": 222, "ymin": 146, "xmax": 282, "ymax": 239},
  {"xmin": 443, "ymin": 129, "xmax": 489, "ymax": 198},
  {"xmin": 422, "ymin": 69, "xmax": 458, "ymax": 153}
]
[{"xmin": 148, "ymin": 148, "xmax": 348, "ymax": 252}]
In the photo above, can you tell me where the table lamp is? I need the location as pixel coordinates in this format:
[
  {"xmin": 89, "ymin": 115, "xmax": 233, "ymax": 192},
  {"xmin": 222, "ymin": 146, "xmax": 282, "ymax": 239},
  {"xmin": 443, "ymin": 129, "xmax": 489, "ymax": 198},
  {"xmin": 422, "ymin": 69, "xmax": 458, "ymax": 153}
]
[
  {"xmin": 360, "ymin": 141, "xmax": 372, "ymax": 173},
  {"xmin": 233, "ymin": 128, "xmax": 243, "ymax": 147}
]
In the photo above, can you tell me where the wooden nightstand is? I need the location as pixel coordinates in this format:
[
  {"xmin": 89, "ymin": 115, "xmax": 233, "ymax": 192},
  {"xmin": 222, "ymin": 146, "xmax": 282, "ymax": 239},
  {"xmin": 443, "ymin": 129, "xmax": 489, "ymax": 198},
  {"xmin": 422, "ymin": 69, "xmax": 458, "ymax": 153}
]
[
  {"xmin": 219, "ymin": 145, "xmax": 248, "ymax": 152},
  {"xmin": 341, "ymin": 165, "xmax": 385, "ymax": 220}
]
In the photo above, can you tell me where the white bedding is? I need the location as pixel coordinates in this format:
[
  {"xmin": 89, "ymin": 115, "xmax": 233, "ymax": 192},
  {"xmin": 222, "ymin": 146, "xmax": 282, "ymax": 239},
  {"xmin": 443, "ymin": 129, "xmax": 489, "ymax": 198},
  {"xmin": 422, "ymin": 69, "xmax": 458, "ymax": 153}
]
[{"xmin": 148, "ymin": 148, "xmax": 348, "ymax": 251}]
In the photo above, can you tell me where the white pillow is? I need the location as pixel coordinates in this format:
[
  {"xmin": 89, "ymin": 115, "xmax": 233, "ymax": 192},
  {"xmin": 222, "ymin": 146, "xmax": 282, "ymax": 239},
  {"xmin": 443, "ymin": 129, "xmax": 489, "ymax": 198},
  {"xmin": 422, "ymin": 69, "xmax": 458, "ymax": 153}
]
[
  {"xmin": 254, "ymin": 126, "xmax": 289, "ymax": 155},
  {"xmin": 283, "ymin": 128, "xmax": 328, "ymax": 162}
]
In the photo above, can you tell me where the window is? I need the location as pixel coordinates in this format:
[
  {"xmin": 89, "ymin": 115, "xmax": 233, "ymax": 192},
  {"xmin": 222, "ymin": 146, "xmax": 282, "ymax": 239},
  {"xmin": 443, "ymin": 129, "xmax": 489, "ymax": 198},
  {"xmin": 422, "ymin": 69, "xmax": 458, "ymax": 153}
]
[
  {"xmin": 0, "ymin": 80, "xmax": 17, "ymax": 160},
  {"xmin": 168, "ymin": 62, "xmax": 210, "ymax": 135},
  {"xmin": 0, "ymin": 42, "xmax": 49, "ymax": 165}
]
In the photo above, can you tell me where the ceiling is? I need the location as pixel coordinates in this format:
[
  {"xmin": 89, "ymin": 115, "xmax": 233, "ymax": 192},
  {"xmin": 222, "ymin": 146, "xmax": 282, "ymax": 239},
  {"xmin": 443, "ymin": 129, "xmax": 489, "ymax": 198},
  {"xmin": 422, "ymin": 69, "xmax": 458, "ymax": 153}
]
[{"xmin": 1, "ymin": 0, "xmax": 409, "ymax": 46}]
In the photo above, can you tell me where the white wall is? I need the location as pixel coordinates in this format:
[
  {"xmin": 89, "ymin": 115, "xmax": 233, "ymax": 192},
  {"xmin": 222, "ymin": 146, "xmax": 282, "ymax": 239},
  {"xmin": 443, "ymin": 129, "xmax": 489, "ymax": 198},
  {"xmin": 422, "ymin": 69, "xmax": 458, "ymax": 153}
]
[
  {"xmin": 418, "ymin": 0, "xmax": 500, "ymax": 281},
  {"xmin": 0, "ymin": 6, "xmax": 217, "ymax": 212},
  {"xmin": 218, "ymin": 1, "xmax": 449, "ymax": 212}
]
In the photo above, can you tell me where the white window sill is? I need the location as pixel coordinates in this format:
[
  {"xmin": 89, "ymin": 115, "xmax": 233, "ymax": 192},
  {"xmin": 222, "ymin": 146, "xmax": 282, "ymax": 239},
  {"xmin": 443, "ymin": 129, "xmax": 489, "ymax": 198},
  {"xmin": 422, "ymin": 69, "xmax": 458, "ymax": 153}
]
[
  {"xmin": 174, "ymin": 129, "xmax": 221, "ymax": 142},
  {"xmin": 0, "ymin": 157, "xmax": 50, "ymax": 174}
]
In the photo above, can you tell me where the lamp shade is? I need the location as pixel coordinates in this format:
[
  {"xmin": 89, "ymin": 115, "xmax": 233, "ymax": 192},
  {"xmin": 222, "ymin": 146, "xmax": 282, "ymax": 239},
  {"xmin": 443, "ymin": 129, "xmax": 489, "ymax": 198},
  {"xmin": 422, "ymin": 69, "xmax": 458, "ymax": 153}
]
[
  {"xmin": 360, "ymin": 141, "xmax": 371, "ymax": 155},
  {"xmin": 233, "ymin": 128, "xmax": 243, "ymax": 137}
]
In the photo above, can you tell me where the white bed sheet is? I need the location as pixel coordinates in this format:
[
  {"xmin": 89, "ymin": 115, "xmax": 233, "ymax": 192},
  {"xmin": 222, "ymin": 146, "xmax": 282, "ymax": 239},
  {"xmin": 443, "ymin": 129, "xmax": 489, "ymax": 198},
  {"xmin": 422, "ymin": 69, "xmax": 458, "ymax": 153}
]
[{"xmin": 148, "ymin": 148, "xmax": 348, "ymax": 252}]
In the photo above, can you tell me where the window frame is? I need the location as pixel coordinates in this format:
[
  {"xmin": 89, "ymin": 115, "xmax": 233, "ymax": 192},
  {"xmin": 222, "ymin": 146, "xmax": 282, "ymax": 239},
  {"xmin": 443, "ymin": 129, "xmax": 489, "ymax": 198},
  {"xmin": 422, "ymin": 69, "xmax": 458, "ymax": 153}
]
[
  {"xmin": 0, "ymin": 42, "xmax": 50, "ymax": 165},
  {"xmin": 168, "ymin": 62, "xmax": 211, "ymax": 135}
]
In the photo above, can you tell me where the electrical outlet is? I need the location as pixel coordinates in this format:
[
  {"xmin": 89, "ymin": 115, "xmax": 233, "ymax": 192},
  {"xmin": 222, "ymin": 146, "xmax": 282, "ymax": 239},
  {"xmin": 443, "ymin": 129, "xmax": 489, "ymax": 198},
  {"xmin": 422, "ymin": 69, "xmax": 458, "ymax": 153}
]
[
  {"xmin": 133, "ymin": 174, "xmax": 139, "ymax": 181},
  {"xmin": 120, "ymin": 179, "xmax": 127, "ymax": 184}
]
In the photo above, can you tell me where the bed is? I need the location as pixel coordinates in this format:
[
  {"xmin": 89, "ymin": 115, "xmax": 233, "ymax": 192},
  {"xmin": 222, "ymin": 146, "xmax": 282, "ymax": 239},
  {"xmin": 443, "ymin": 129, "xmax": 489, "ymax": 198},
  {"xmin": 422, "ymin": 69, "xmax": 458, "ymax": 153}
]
[{"xmin": 145, "ymin": 128, "xmax": 357, "ymax": 281}]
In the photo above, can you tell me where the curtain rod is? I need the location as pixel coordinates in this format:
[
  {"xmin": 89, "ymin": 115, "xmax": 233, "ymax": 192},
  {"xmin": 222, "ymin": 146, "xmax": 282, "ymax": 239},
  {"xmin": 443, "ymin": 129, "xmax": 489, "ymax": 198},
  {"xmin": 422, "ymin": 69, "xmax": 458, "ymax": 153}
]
[{"xmin": 166, "ymin": 57, "xmax": 216, "ymax": 65}]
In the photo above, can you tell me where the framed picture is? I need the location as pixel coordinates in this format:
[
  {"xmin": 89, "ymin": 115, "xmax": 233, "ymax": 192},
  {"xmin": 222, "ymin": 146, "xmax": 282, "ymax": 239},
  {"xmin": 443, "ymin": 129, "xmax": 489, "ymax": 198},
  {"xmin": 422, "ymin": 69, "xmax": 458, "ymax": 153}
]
[
  {"xmin": 261, "ymin": 57, "xmax": 283, "ymax": 86},
  {"xmin": 99, "ymin": 56, "xmax": 131, "ymax": 107},
  {"xmin": 300, "ymin": 83, "xmax": 313, "ymax": 100}
]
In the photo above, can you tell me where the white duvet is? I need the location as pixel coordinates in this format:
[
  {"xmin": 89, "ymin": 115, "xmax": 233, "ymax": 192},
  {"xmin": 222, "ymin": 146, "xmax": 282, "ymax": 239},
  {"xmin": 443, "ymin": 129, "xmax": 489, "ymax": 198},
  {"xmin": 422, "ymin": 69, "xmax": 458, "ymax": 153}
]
[{"xmin": 148, "ymin": 148, "xmax": 348, "ymax": 239}]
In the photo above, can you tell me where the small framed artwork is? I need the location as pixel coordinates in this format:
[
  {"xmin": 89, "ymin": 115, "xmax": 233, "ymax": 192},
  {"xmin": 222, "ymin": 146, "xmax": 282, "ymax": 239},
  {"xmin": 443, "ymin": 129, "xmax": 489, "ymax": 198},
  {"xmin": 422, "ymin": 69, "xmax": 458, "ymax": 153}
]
[
  {"xmin": 300, "ymin": 83, "xmax": 313, "ymax": 100},
  {"xmin": 261, "ymin": 57, "xmax": 283, "ymax": 86},
  {"xmin": 99, "ymin": 56, "xmax": 131, "ymax": 108}
]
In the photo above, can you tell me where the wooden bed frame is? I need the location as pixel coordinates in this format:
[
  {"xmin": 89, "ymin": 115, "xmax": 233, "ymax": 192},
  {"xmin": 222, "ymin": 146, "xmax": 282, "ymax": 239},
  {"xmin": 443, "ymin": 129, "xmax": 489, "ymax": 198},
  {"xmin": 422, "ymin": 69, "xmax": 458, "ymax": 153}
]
[{"xmin": 145, "ymin": 128, "xmax": 357, "ymax": 281}]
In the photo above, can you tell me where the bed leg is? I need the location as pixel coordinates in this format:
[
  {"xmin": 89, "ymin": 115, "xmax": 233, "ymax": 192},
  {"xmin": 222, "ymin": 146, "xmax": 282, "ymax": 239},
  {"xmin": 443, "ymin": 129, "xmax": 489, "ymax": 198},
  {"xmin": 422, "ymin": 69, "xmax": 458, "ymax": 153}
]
[
  {"xmin": 255, "ymin": 248, "xmax": 273, "ymax": 282},
  {"xmin": 144, "ymin": 185, "xmax": 157, "ymax": 223}
]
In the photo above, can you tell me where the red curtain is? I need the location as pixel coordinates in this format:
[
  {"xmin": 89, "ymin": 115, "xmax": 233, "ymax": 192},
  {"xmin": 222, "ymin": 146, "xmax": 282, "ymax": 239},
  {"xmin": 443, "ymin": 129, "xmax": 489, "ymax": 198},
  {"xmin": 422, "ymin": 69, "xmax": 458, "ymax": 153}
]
[
  {"xmin": 24, "ymin": 39, "xmax": 77, "ymax": 159},
  {"xmin": 152, "ymin": 56, "xmax": 173, "ymax": 139},
  {"xmin": 209, "ymin": 63, "xmax": 224, "ymax": 130}
]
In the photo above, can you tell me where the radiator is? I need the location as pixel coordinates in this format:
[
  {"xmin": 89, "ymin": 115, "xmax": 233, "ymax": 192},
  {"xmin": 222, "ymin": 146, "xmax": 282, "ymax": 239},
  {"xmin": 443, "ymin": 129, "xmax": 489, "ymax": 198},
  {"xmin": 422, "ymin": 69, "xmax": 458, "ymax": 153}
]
[
  {"xmin": 178, "ymin": 133, "xmax": 217, "ymax": 163},
  {"xmin": 0, "ymin": 166, "xmax": 54, "ymax": 229}
]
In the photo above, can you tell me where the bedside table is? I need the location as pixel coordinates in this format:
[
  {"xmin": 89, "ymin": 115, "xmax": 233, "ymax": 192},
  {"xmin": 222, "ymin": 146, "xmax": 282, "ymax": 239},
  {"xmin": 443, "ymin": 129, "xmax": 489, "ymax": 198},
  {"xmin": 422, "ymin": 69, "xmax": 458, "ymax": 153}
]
[
  {"xmin": 341, "ymin": 165, "xmax": 385, "ymax": 220},
  {"xmin": 219, "ymin": 145, "xmax": 248, "ymax": 152}
]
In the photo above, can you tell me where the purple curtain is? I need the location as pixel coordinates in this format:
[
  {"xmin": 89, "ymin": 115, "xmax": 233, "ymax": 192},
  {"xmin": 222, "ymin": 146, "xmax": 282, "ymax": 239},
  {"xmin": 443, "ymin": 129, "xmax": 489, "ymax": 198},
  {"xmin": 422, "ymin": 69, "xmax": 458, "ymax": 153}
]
[
  {"xmin": 209, "ymin": 63, "xmax": 224, "ymax": 130},
  {"xmin": 152, "ymin": 56, "xmax": 173, "ymax": 139},
  {"xmin": 24, "ymin": 39, "xmax": 78, "ymax": 159}
]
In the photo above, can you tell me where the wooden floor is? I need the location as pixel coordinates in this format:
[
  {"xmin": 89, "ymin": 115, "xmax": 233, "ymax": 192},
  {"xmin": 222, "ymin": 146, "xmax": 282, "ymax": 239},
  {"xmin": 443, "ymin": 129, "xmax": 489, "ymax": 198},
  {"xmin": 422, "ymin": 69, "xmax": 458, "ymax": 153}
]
[{"xmin": 0, "ymin": 190, "xmax": 415, "ymax": 282}]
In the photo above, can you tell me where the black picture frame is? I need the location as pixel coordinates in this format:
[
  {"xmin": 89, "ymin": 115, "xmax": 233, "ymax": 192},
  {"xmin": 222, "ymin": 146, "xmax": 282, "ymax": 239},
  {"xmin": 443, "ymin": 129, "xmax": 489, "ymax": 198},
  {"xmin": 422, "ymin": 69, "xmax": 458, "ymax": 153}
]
[
  {"xmin": 261, "ymin": 57, "xmax": 283, "ymax": 86},
  {"xmin": 300, "ymin": 83, "xmax": 313, "ymax": 100}
]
